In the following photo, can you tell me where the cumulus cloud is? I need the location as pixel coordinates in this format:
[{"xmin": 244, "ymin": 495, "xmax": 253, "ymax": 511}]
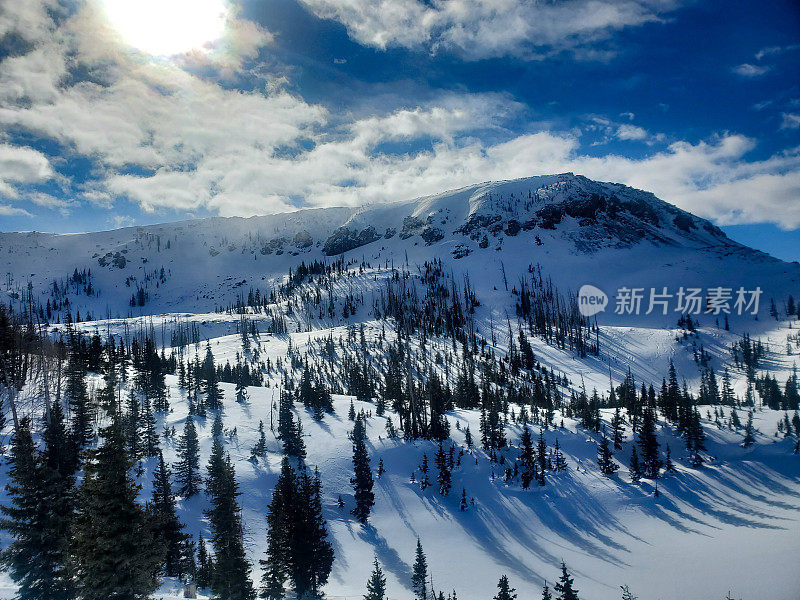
[
  {"xmin": 0, "ymin": 144, "xmax": 56, "ymax": 199},
  {"xmin": 0, "ymin": 0, "xmax": 798, "ymax": 231},
  {"xmin": 616, "ymin": 124, "xmax": 648, "ymax": 140},
  {"xmin": 296, "ymin": 0, "xmax": 684, "ymax": 60}
]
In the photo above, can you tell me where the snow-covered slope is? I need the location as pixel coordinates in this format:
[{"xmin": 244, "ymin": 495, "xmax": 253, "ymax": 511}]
[
  {"xmin": 2, "ymin": 174, "xmax": 800, "ymax": 600},
  {"xmin": 2, "ymin": 173, "xmax": 797, "ymax": 327}
]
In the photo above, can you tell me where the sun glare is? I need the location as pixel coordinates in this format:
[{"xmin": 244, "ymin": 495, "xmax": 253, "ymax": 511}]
[{"xmin": 101, "ymin": 0, "xmax": 228, "ymax": 56}]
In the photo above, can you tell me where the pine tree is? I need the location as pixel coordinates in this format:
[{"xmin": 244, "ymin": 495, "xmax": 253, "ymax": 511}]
[
  {"xmin": 176, "ymin": 417, "xmax": 202, "ymax": 498},
  {"xmin": 66, "ymin": 335, "xmax": 93, "ymax": 452},
  {"xmin": 260, "ymin": 459, "xmax": 334, "ymax": 599},
  {"xmin": 196, "ymin": 535, "xmax": 212, "ymax": 590},
  {"xmin": 434, "ymin": 441, "xmax": 452, "ymax": 495},
  {"xmin": 611, "ymin": 406, "xmax": 626, "ymax": 450},
  {"xmin": 70, "ymin": 418, "xmax": 164, "ymax": 600},
  {"xmin": 742, "ymin": 411, "xmax": 756, "ymax": 447},
  {"xmin": 553, "ymin": 440, "xmax": 567, "ymax": 471},
  {"xmin": 250, "ymin": 420, "xmax": 268, "ymax": 461},
  {"xmin": 519, "ymin": 425, "xmax": 536, "ymax": 489},
  {"xmin": 364, "ymin": 558, "xmax": 387, "ymax": 600},
  {"xmin": 637, "ymin": 408, "xmax": 661, "ymax": 478},
  {"xmin": 261, "ymin": 458, "xmax": 294, "ymax": 600},
  {"xmin": 293, "ymin": 467, "xmax": 335, "ymax": 596},
  {"xmin": 541, "ymin": 581, "xmax": 553, "ymax": 600},
  {"xmin": 537, "ymin": 430, "xmax": 547, "ymax": 486},
  {"xmin": 205, "ymin": 436, "xmax": 254, "ymax": 600},
  {"xmin": 664, "ymin": 445, "xmax": 676, "ymax": 472},
  {"xmin": 493, "ymin": 575, "xmax": 517, "ymax": 600},
  {"xmin": 629, "ymin": 446, "xmax": 641, "ymax": 482},
  {"xmin": 0, "ymin": 417, "xmax": 75, "ymax": 600},
  {"xmin": 554, "ymin": 561, "xmax": 579, "ymax": 600},
  {"xmin": 351, "ymin": 417, "xmax": 375, "ymax": 523},
  {"xmin": 125, "ymin": 387, "xmax": 142, "ymax": 459},
  {"xmin": 203, "ymin": 344, "xmax": 224, "ymax": 411},
  {"xmin": 597, "ymin": 430, "xmax": 618, "ymax": 476},
  {"xmin": 141, "ymin": 396, "xmax": 160, "ymax": 458},
  {"xmin": 411, "ymin": 539, "xmax": 428, "ymax": 600},
  {"xmin": 464, "ymin": 424, "xmax": 473, "ymax": 448},
  {"xmin": 152, "ymin": 451, "xmax": 189, "ymax": 578},
  {"xmin": 460, "ymin": 488, "xmax": 468, "ymax": 511}
]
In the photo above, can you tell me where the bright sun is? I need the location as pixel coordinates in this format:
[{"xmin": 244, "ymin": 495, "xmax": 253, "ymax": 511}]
[{"xmin": 101, "ymin": 0, "xmax": 228, "ymax": 56}]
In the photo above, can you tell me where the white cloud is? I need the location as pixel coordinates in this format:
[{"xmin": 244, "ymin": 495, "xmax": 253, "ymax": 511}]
[
  {"xmin": 733, "ymin": 63, "xmax": 770, "ymax": 77},
  {"xmin": 296, "ymin": 0, "xmax": 684, "ymax": 60},
  {"xmin": 0, "ymin": 0, "xmax": 798, "ymax": 231},
  {"xmin": 780, "ymin": 113, "xmax": 800, "ymax": 130},
  {"xmin": 0, "ymin": 205, "xmax": 33, "ymax": 217},
  {"xmin": 616, "ymin": 124, "xmax": 648, "ymax": 140},
  {"xmin": 0, "ymin": 144, "xmax": 56, "ymax": 199}
]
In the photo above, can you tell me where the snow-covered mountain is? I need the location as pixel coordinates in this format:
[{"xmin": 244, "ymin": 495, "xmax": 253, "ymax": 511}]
[
  {"xmin": 2, "ymin": 174, "xmax": 800, "ymax": 600},
  {"xmin": 2, "ymin": 173, "xmax": 797, "ymax": 326}
]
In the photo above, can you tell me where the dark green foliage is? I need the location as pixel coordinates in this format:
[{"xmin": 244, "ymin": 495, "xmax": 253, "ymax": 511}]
[
  {"xmin": 554, "ymin": 561, "xmax": 579, "ymax": 600},
  {"xmin": 364, "ymin": 558, "xmax": 387, "ymax": 600},
  {"xmin": 351, "ymin": 417, "xmax": 374, "ymax": 523},
  {"xmin": 0, "ymin": 417, "xmax": 76, "ymax": 600},
  {"xmin": 435, "ymin": 441, "xmax": 452, "ymax": 495},
  {"xmin": 152, "ymin": 452, "xmax": 189, "ymax": 578},
  {"xmin": 597, "ymin": 430, "xmax": 618, "ymax": 476},
  {"xmin": 206, "ymin": 436, "xmax": 254, "ymax": 600},
  {"xmin": 176, "ymin": 417, "xmax": 202, "ymax": 498},
  {"xmin": 493, "ymin": 575, "xmax": 517, "ymax": 600},
  {"xmin": 70, "ymin": 419, "xmax": 164, "ymax": 600},
  {"xmin": 411, "ymin": 539, "xmax": 427, "ymax": 600},
  {"xmin": 260, "ymin": 459, "xmax": 334, "ymax": 599},
  {"xmin": 637, "ymin": 408, "xmax": 661, "ymax": 478}
]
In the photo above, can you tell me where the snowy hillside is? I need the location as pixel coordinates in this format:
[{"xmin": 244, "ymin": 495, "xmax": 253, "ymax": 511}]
[
  {"xmin": 1, "ymin": 174, "xmax": 799, "ymax": 600},
  {"xmin": 2, "ymin": 173, "xmax": 798, "ymax": 327}
]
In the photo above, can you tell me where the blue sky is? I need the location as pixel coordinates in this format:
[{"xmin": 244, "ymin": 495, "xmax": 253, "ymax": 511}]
[{"xmin": 0, "ymin": 0, "xmax": 798, "ymax": 260}]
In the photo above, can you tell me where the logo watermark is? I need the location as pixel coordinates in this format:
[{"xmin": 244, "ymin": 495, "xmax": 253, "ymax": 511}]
[
  {"xmin": 578, "ymin": 285, "xmax": 762, "ymax": 317},
  {"xmin": 578, "ymin": 284, "xmax": 608, "ymax": 317}
]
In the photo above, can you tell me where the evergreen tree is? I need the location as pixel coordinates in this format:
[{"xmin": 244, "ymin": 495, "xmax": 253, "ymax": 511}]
[
  {"xmin": 629, "ymin": 446, "xmax": 641, "ymax": 482},
  {"xmin": 493, "ymin": 575, "xmax": 517, "ymax": 600},
  {"xmin": 203, "ymin": 344, "xmax": 224, "ymax": 411},
  {"xmin": 554, "ymin": 561, "xmax": 579, "ymax": 600},
  {"xmin": 196, "ymin": 535, "xmax": 212, "ymax": 590},
  {"xmin": 351, "ymin": 417, "xmax": 375, "ymax": 523},
  {"xmin": 637, "ymin": 408, "xmax": 661, "ymax": 478},
  {"xmin": 664, "ymin": 445, "xmax": 676, "ymax": 472},
  {"xmin": 541, "ymin": 582, "xmax": 552, "ymax": 600},
  {"xmin": 537, "ymin": 430, "xmax": 547, "ymax": 486},
  {"xmin": 250, "ymin": 420, "xmax": 268, "ymax": 461},
  {"xmin": 125, "ymin": 387, "xmax": 142, "ymax": 460},
  {"xmin": 260, "ymin": 459, "xmax": 334, "ymax": 599},
  {"xmin": 261, "ymin": 458, "xmax": 295, "ymax": 600},
  {"xmin": 411, "ymin": 539, "xmax": 428, "ymax": 600},
  {"xmin": 597, "ymin": 430, "xmax": 618, "ymax": 476},
  {"xmin": 434, "ymin": 441, "xmax": 452, "ymax": 495},
  {"xmin": 519, "ymin": 425, "xmax": 536, "ymax": 489},
  {"xmin": 364, "ymin": 558, "xmax": 387, "ymax": 600},
  {"xmin": 66, "ymin": 335, "xmax": 93, "ymax": 453},
  {"xmin": 176, "ymin": 417, "xmax": 202, "ymax": 498},
  {"xmin": 611, "ymin": 408, "xmax": 625, "ymax": 450},
  {"xmin": 464, "ymin": 424, "xmax": 473, "ymax": 449},
  {"xmin": 152, "ymin": 452, "xmax": 189, "ymax": 578},
  {"xmin": 141, "ymin": 396, "xmax": 160, "ymax": 458},
  {"xmin": 742, "ymin": 411, "xmax": 756, "ymax": 447},
  {"xmin": 206, "ymin": 436, "xmax": 254, "ymax": 600},
  {"xmin": 0, "ymin": 417, "xmax": 75, "ymax": 600},
  {"xmin": 71, "ymin": 419, "xmax": 164, "ymax": 600}
]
